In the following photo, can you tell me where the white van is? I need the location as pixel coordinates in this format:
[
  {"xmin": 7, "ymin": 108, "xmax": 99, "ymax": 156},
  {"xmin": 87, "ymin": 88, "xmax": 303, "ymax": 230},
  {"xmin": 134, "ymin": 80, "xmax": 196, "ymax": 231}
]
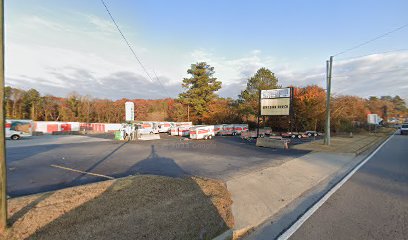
[{"xmin": 6, "ymin": 119, "xmax": 33, "ymax": 140}]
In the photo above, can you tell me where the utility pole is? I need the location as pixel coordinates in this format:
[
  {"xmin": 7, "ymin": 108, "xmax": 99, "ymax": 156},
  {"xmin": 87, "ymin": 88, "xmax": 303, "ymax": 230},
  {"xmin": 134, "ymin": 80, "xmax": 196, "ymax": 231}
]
[
  {"xmin": 324, "ymin": 56, "xmax": 333, "ymax": 145},
  {"xmin": 0, "ymin": 0, "xmax": 7, "ymax": 233},
  {"xmin": 187, "ymin": 104, "xmax": 190, "ymax": 122}
]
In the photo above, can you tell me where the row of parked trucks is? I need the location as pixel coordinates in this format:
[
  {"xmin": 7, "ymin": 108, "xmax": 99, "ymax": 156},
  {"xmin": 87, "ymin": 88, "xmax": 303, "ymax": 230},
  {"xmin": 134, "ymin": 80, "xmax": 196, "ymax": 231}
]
[{"xmin": 131, "ymin": 122, "xmax": 250, "ymax": 140}]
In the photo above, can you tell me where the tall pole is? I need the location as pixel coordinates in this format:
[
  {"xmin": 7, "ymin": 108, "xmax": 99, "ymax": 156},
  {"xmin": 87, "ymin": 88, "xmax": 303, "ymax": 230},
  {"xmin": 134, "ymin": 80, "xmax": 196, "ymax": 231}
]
[
  {"xmin": 324, "ymin": 56, "xmax": 333, "ymax": 145},
  {"xmin": 0, "ymin": 0, "xmax": 7, "ymax": 233},
  {"xmin": 256, "ymin": 90, "xmax": 261, "ymax": 138},
  {"xmin": 187, "ymin": 104, "xmax": 190, "ymax": 122}
]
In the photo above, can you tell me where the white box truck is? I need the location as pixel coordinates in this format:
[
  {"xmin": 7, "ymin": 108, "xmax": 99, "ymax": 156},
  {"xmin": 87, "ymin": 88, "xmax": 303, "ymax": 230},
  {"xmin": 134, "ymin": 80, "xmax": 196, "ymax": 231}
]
[
  {"xmin": 6, "ymin": 119, "xmax": 33, "ymax": 140},
  {"xmin": 219, "ymin": 124, "xmax": 234, "ymax": 136},
  {"xmin": 189, "ymin": 125, "xmax": 215, "ymax": 140},
  {"xmin": 233, "ymin": 124, "xmax": 249, "ymax": 135}
]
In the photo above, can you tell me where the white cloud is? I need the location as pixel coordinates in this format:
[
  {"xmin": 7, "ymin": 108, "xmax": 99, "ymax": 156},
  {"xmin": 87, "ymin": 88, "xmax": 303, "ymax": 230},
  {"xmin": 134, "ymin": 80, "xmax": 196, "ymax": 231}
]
[{"xmin": 6, "ymin": 12, "xmax": 408, "ymax": 102}]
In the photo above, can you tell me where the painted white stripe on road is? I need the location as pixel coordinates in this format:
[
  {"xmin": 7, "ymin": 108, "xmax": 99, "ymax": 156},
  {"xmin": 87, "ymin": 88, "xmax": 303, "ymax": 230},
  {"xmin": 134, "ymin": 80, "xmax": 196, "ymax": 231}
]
[
  {"xmin": 50, "ymin": 164, "xmax": 115, "ymax": 180},
  {"xmin": 277, "ymin": 132, "xmax": 396, "ymax": 240}
]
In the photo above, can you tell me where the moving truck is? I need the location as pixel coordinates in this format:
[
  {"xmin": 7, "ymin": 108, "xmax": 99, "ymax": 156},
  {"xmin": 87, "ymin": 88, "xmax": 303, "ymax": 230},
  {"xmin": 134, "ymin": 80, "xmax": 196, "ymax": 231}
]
[
  {"xmin": 140, "ymin": 122, "xmax": 159, "ymax": 134},
  {"xmin": 158, "ymin": 122, "xmax": 172, "ymax": 133},
  {"xmin": 178, "ymin": 126, "xmax": 190, "ymax": 136},
  {"xmin": 218, "ymin": 124, "xmax": 234, "ymax": 136},
  {"xmin": 189, "ymin": 125, "xmax": 215, "ymax": 140},
  {"xmin": 214, "ymin": 125, "xmax": 224, "ymax": 135},
  {"xmin": 6, "ymin": 119, "xmax": 33, "ymax": 140},
  {"xmin": 233, "ymin": 124, "xmax": 249, "ymax": 135}
]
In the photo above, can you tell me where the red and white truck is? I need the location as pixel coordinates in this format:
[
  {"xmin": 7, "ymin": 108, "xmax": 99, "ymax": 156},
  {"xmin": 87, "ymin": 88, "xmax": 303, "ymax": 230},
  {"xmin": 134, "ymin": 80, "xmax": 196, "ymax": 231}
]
[
  {"xmin": 6, "ymin": 119, "xmax": 33, "ymax": 140},
  {"xmin": 169, "ymin": 122, "xmax": 193, "ymax": 136},
  {"xmin": 218, "ymin": 124, "xmax": 234, "ymax": 136},
  {"xmin": 189, "ymin": 125, "xmax": 215, "ymax": 140},
  {"xmin": 214, "ymin": 125, "xmax": 224, "ymax": 135},
  {"xmin": 158, "ymin": 122, "xmax": 172, "ymax": 133},
  {"xmin": 233, "ymin": 124, "xmax": 249, "ymax": 135},
  {"xmin": 178, "ymin": 126, "xmax": 190, "ymax": 136}
]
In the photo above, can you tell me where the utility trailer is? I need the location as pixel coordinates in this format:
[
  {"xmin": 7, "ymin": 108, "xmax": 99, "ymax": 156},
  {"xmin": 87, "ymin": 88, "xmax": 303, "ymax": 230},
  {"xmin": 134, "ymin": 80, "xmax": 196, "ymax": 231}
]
[{"xmin": 189, "ymin": 125, "xmax": 215, "ymax": 140}]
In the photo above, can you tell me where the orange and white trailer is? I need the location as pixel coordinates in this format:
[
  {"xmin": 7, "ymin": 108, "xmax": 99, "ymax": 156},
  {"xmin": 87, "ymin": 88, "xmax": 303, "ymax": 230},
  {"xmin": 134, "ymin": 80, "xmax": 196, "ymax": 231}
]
[{"xmin": 189, "ymin": 125, "xmax": 215, "ymax": 140}]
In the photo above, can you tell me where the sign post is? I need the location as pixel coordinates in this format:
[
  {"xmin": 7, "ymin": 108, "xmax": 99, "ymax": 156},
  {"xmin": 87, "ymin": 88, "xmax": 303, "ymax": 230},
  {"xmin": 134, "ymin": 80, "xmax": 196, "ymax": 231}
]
[
  {"xmin": 0, "ymin": 0, "xmax": 7, "ymax": 233},
  {"xmin": 125, "ymin": 102, "xmax": 135, "ymax": 122}
]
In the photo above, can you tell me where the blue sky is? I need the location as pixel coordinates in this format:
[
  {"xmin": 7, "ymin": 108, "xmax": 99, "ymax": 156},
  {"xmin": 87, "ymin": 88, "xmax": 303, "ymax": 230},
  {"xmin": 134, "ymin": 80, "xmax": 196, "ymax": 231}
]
[{"xmin": 5, "ymin": 0, "xmax": 408, "ymax": 100}]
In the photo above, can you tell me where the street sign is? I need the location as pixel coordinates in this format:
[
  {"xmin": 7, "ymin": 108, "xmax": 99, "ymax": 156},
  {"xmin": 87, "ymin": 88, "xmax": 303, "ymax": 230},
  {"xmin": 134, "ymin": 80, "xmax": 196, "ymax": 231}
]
[
  {"xmin": 125, "ymin": 102, "xmax": 135, "ymax": 122},
  {"xmin": 367, "ymin": 114, "xmax": 382, "ymax": 125},
  {"xmin": 260, "ymin": 88, "xmax": 292, "ymax": 116}
]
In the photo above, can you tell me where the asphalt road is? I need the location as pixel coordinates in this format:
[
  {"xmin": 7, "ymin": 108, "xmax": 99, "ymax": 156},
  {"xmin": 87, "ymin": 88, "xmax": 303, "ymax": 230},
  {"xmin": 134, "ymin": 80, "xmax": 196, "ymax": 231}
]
[
  {"xmin": 6, "ymin": 134, "xmax": 309, "ymax": 197},
  {"xmin": 289, "ymin": 134, "xmax": 408, "ymax": 240}
]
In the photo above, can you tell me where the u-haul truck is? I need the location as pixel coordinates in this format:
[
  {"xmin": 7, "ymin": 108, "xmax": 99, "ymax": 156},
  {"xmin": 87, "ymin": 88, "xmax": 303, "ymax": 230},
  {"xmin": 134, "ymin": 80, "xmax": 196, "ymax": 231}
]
[
  {"xmin": 6, "ymin": 119, "xmax": 33, "ymax": 140},
  {"xmin": 178, "ymin": 126, "xmax": 190, "ymax": 136},
  {"xmin": 158, "ymin": 122, "xmax": 172, "ymax": 133},
  {"xmin": 233, "ymin": 124, "xmax": 249, "ymax": 135},
  {"xmin": 214, "ymin": 125, "xmax": 224, "ymax": 135},
  {"xmin": 218, "ymin": 124, "xmax": 234, "ymax": 136},
  {"xmin": 189, "ymin": 125, "xmax": 215, "ymax": 140},
  {"xmin": 170, "ymin": 126, "xmax": 179, "ymax": 136}
]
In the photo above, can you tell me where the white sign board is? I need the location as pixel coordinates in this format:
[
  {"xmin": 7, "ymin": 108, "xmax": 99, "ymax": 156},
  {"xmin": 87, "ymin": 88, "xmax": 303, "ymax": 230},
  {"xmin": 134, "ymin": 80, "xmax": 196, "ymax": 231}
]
[
  {"xmin": 367, "ymin": 114, "xmax": 379, "ymax": 125},
  {"xmin": 260, "ymin": 88, "xmax": 291, "ymax": 116},
  {"xmin": 125, "ymin": 102, "xmax": 135, "ymax": 122},
  {"xmin": 261, "ymin": 88, "xmax": 291, "ymax": 99},
  {"xmin": 261, "ymin": 98, "xmax": 290, "ymax": 116}
]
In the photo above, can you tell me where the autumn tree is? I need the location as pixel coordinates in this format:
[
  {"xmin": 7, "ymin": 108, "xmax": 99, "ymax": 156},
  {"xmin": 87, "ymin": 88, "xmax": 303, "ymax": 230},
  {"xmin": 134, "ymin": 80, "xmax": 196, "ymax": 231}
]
[
  {"xmin": 179, "ymin": 62, "xmax": 222, "ymax": 123},
  {"xmin": 293, "ymin": 85, "xmax": 326, "ymax": 131}
]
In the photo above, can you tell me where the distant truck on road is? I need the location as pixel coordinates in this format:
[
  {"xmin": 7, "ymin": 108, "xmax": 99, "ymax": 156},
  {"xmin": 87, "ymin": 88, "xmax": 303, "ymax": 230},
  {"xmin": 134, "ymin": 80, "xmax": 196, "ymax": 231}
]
[{"xmin": 6, "ymin": 119, "xmax": 33, "ymax": 140}]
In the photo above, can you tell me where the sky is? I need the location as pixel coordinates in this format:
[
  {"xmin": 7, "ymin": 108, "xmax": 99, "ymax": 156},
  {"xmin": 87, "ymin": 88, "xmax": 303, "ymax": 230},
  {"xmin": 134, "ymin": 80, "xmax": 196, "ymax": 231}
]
[{"xmin": 5, "ymin": 0, "xmax": 408, "ymax": 100}]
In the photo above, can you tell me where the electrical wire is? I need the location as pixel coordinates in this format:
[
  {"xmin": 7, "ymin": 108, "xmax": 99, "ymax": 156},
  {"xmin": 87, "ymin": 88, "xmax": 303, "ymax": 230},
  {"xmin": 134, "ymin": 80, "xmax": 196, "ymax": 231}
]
[
  {"xmin": 333, "ymin": 23, "xmax": 408, "ymax": 57},
  {"xmin": 100, "ymin": 0, "xmax": 171, "ymax": 98},
  {"xmin": 334, "ymin": 49, "xmax": 408, "ymax": 62},
  {"xmin": 333, "ymin": 67, "xmax": 408, "ymax": 78}
]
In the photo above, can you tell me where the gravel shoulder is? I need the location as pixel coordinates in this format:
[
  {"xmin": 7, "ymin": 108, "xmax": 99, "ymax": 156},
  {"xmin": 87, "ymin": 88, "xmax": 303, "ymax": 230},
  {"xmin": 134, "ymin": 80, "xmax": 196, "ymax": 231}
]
[{"xmin": 2, "ymin": 175, "xmax": 233, "ymax": 240}]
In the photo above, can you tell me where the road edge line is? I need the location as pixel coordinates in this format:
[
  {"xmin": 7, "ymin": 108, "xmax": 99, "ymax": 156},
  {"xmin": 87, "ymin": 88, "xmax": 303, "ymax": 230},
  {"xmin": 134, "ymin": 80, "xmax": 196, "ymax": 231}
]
[
  {"xmin": 277, "ymin": 132, "xmax": 396, "ymax": 240},
  {"xmin": 50, "ymin": 164, "xmax": 115, "ymax": 180}
]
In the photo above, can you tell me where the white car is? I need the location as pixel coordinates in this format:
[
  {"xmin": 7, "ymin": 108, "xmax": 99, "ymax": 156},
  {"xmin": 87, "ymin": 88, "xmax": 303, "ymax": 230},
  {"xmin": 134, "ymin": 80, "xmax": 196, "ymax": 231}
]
[{"xmin": 400, "ymin": 123, "xmax": 408, "ymax": 135}]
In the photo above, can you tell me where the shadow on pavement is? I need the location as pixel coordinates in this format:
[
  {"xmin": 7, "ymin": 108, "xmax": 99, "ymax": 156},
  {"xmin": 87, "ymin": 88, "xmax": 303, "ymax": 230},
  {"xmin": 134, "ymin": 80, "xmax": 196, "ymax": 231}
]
[{"xmin": 6, "ymin": 162, "xmax": 233, "ymax": 240}]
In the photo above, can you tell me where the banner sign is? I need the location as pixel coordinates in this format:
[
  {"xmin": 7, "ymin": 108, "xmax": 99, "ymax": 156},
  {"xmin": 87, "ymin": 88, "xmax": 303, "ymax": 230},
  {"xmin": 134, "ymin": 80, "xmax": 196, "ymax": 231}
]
[
  {"xmin": 260, "ymin": 88, "xmax": 292, "ymax": 116},
  {"xmin": 261, "ymin": 88, "xmax": 291, "ymax": 99},
  {"xmin": 125, "ymin": 102, "xmax": 135, "ymax": 121}
]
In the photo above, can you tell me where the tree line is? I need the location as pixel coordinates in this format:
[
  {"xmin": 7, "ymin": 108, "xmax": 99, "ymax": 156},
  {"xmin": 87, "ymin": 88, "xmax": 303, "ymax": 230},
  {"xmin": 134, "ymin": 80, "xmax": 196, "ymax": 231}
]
[{"xmin": 5, "ymin": 62, "xmax": 407, "ymax": 132}]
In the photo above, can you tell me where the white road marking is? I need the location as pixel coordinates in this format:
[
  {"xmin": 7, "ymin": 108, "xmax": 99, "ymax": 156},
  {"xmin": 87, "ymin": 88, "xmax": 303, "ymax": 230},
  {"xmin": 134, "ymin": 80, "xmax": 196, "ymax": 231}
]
[
  {"xmin": 277, "ymin": 132, "xmax": 396, "ymax": 240},
  {"xmin": 50, "ymin": 164, "xmax": 115, "ymax": 180}
]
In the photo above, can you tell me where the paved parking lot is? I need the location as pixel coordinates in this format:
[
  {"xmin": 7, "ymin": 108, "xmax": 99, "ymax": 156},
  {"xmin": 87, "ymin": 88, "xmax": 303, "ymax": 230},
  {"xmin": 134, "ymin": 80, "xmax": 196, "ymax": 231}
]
[{"xmin": 6, "ymin": 134, "xmax": 310, "ymax": 197}]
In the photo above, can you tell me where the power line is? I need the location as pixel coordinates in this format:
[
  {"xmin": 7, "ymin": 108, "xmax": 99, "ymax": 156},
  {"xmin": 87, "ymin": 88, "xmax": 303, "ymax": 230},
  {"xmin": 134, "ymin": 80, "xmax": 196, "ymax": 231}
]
[
  {"xmin": 333, "ymin": 67, "xmax": 408, "ymax": 78},
  {"xmin": 99, "ymin": 0, "xmax": 171, "ymax": 98},
  {"xmin": 334, "ymin": 49, "xmax": 408, "ymax": 62},
  {"xmin": 333, "ymin": 23, "xmax": 408, "ymax": 57}
]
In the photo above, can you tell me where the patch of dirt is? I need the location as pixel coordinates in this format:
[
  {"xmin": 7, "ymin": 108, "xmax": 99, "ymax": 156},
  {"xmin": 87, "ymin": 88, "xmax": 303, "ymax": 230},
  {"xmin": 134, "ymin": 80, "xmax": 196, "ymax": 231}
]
[
  {"xmin": 291, "ymin": 128, "xmax": 394, "ymax": 154},
  {"xmin": 2, "ymin": 175, "xmax": 233, "ymax": 240}
]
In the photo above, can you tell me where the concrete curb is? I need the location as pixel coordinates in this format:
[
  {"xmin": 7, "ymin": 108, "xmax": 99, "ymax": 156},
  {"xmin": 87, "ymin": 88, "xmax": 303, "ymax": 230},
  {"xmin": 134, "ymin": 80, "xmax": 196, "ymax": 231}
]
[{"xmin": 212, "ymin": 229, "xmax": 233, "ymax": 240}]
